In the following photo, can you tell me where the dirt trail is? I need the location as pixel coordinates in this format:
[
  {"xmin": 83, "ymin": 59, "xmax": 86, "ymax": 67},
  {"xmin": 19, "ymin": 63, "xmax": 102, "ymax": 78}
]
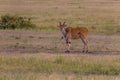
[{"xmin": 0, "ymin": 30, "xmax": 120, "ymax": 55}]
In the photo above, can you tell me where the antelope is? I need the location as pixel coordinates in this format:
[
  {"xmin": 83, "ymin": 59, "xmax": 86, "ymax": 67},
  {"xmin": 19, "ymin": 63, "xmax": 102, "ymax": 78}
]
[{"xmin": 57, "ymin": 22, "xmax": 88, "ymax": 53}]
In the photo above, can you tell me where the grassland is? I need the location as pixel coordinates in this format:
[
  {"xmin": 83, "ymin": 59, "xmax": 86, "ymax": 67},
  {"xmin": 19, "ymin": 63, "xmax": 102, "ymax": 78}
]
[
  {"xmin": 0, "ymin": 0, "xmax": 120, "ymax": 34},
  {"xmin": 0, "ymin": 0, "xmax": 120, "ymax": 80},
  {"xmin": 0, "ymin": 53, "xmax": 120, "ymax": 80}
]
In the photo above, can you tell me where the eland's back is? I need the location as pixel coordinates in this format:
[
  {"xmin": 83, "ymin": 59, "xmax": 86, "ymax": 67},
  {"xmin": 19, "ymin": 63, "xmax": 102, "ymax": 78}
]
[{"xmin": 65, "ymin": 27, "xmax": 88, "ymax": 39}]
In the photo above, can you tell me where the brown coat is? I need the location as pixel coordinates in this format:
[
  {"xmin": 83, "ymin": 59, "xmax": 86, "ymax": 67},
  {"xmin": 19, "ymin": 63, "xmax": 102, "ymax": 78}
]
[{"xmin": 65, "ymin": 27, "xmax": 88, "ymax": 39}]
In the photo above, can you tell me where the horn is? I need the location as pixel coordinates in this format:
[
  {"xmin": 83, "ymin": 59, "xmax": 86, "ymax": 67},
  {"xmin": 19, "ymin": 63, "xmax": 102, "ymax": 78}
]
[{"xmin": 63, "ymin": 22, "xmax": 66, "ymax": 25}]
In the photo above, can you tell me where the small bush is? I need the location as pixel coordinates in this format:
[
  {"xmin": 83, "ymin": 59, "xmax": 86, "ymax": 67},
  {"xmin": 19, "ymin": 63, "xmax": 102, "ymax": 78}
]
[{"xmin": 0, "ymin": 14, "xmax": 37, "ymax": 29}]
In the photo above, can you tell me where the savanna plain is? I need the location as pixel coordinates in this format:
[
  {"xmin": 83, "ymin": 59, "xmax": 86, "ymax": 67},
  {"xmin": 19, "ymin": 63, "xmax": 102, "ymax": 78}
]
[{"xmin": 0, "ymin": 0, "xmax": 120, "ymax": 80}]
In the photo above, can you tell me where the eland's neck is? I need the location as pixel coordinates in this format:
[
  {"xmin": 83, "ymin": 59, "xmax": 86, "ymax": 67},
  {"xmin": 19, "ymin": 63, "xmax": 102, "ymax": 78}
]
[{"xmin": 60, "ymin": 28, "xmax": 66, "ymax": 38}]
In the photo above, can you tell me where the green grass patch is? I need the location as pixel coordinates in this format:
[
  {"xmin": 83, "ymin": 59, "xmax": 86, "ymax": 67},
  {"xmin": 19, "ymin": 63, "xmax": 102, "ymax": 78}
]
[{"xmin": 0, "ymin": 54, "xmax": 120, "ymax": 75}]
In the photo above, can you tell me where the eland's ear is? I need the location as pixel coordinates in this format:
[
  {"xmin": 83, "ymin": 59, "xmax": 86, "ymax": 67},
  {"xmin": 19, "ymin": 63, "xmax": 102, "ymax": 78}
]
[
  {"xmin": 57, "ymin": 22, "xmax": 61, "ymax": 27},
  {"xmin": 59, "ymin": 22, "xmax": 61, "ymax": 25}
]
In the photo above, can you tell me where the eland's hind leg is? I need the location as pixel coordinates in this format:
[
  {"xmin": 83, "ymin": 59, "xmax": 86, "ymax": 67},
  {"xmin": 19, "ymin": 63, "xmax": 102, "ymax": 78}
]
[
  {"xmin": 85, "ymin": 39, "xmax": 88, "ymax": 52},
  {"xmin": 80, "ymin": 36, "xmax": 88, "ymax": 53}
]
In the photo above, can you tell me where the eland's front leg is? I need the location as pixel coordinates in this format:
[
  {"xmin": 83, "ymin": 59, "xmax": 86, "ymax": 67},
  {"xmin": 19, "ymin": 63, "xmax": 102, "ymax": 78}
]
[
  {"xmin": 65, "ymin": 37, "xmax": 71, "ymax": 53},
  {"xmin": 65, "ymin": 42, "xmax": 71, "ymax": 53}
]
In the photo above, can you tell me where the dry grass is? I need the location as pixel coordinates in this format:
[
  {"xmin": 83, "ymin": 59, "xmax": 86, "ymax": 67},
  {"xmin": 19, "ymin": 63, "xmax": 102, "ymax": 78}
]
[
  {"xmin": 0, "ymin": 52, "xmax": 120, "ymax": 80},
  {"xmin": 0, "ymin": 0, "xmax": 120, "ymax": 34},
  {"xmin": 1, "ymin": 73, "xmax": 120, "ymax": 80}
]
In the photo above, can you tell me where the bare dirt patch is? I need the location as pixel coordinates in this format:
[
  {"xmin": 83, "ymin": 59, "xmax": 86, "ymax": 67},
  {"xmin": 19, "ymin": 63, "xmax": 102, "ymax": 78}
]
[{"xmin": 0, "ymin": 30, "xmax": 119, "ymax": 55}]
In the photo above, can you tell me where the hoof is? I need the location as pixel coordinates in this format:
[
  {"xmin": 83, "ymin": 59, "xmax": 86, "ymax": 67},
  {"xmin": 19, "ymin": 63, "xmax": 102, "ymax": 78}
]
[
  {"xmin": 82, "ymin": 50, "xmax": 88, "ymax": 53},
  {"xmin": 65, "ymin": 50, "xmax": 70, "ymax": 53},
  {"xmin": 82, "ymin": 50, "xmax": 85, "ymax": 53}
]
